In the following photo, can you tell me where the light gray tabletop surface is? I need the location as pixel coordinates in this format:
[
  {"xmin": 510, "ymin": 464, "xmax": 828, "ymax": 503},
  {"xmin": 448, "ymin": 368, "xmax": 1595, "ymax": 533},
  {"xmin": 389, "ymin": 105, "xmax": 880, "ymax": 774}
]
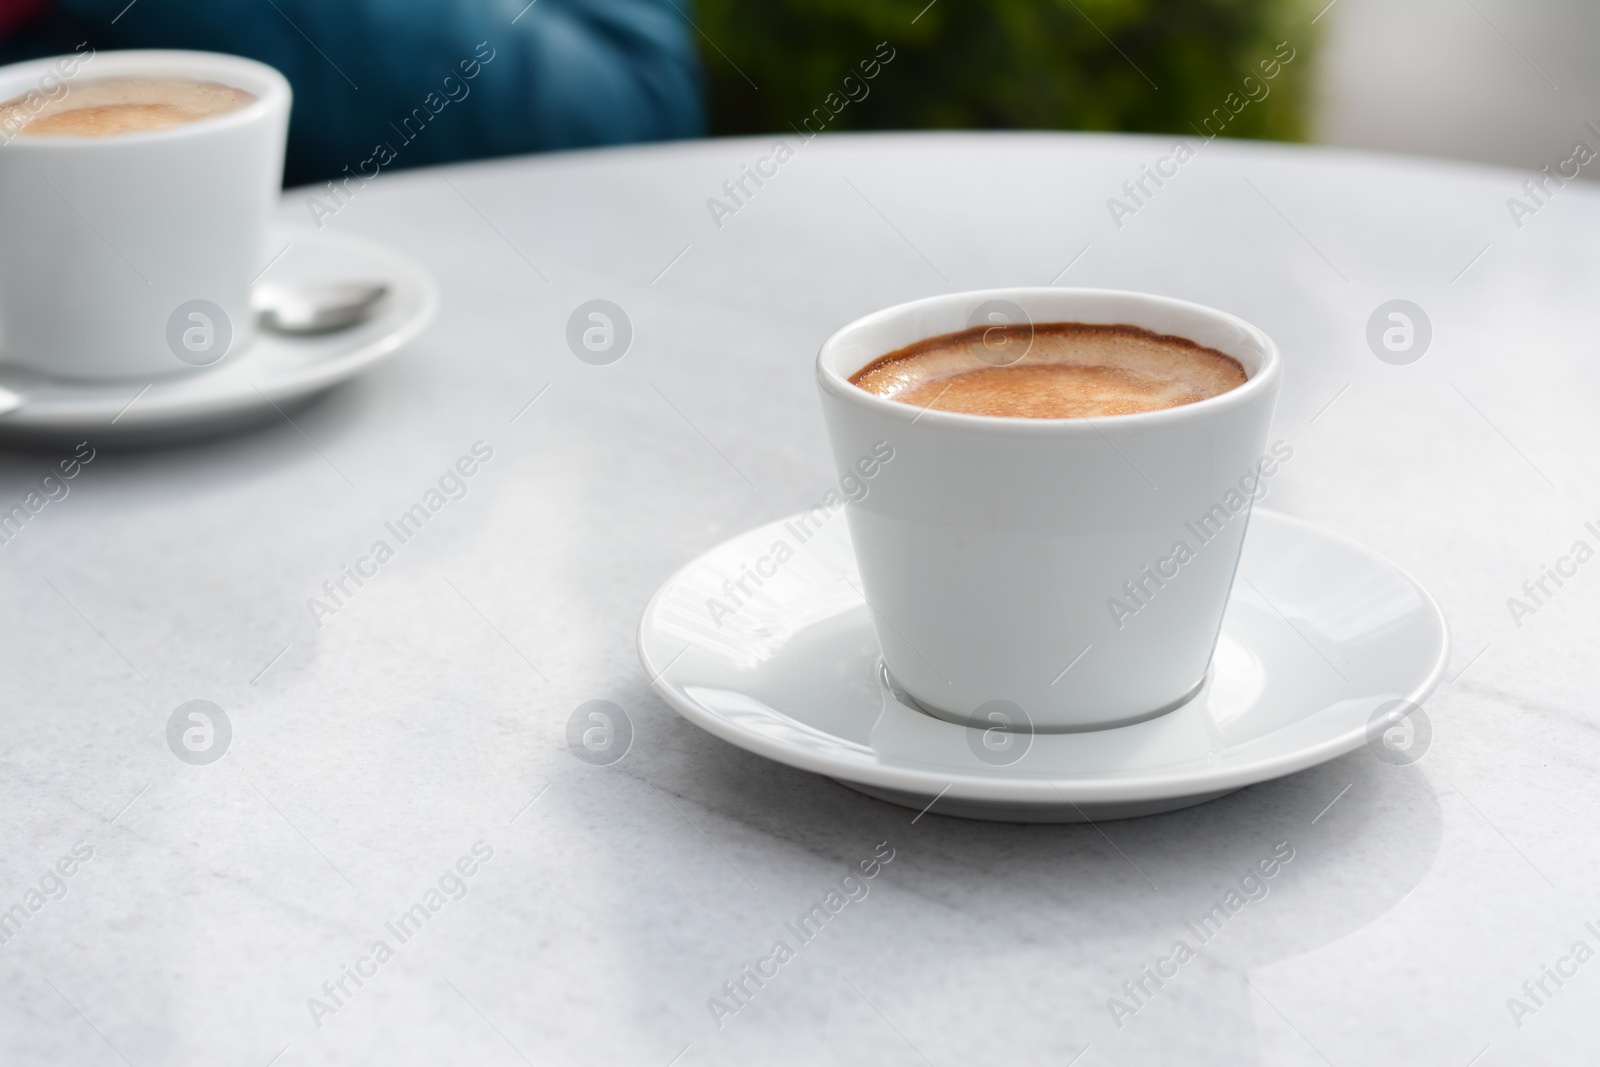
[{"xmin": 3, "ymin": 131, "xmax": 1597, "ymax": 1066}]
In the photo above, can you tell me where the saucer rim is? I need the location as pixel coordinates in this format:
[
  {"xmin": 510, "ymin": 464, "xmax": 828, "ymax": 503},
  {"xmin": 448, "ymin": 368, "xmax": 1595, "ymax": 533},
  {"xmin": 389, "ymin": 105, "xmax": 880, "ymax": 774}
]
[
  {"xmin": 638, "ymin": 508, "xmax": 1451, "ymax": 805},
  {"xmin": 0, "ymin": 224, "xmax": 439, "ymax": 431}
]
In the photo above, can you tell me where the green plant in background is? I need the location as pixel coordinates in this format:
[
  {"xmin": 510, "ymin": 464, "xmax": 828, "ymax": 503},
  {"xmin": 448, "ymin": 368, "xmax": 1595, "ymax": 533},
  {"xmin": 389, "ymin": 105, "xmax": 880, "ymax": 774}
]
[{"xmin": 694, "ymin": 0, "xmax": 1319, "ymax": 143}]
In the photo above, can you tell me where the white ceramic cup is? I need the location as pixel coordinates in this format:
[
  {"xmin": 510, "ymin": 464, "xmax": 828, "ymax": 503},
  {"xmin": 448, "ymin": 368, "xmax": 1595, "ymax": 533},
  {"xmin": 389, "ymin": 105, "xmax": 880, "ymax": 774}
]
[
  {"xmin": 0, "ymin": 50, "xmax": 290, "ymax": 380},
  {"xmin": 817, "ymin": 288, "xmax": 1282, "ymax": 732}
]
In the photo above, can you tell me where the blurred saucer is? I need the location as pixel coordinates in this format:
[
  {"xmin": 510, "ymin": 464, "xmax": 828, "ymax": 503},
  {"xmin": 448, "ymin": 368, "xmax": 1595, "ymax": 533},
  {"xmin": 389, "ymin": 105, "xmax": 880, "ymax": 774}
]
[
  {"xmin": 638, "ymin": 510, "xmax": 1449, "ymax": 822},
  {"xmin": 0, "ymin": 226, "xmax": 437, "ymax": 442}
]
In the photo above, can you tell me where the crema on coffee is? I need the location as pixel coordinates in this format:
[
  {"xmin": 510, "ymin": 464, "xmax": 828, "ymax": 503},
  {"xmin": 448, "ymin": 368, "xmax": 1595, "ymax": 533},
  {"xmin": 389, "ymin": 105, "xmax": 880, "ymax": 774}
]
[
  {"xmin": 850, "ymin": 322, "xmax": 1247, "ymax": 419},
  {"xmin": 0, "ymin": 76, "xmax": 256, "ymax": 138}
]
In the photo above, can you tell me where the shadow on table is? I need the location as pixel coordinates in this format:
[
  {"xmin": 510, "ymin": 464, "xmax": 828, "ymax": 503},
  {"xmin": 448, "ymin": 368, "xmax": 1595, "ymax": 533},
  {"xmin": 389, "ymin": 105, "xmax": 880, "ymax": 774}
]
[{"xmin": 628, "ymin": 718, "xmax": 1441, "ymax": 1065}]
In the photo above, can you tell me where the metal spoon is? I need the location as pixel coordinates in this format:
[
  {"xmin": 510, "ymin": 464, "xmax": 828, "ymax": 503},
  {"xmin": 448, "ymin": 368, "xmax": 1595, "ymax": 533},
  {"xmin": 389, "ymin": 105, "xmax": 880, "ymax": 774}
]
[{"xmin": 254, "ymin": 281, "xmax": 389, "ymax": 335}]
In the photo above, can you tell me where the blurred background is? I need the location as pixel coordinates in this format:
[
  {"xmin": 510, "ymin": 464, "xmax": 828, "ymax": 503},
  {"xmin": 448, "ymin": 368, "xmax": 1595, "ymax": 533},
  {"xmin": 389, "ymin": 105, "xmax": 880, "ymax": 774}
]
[
  {"xmin": 696, "ymin": 0, "xmax": 1312, "ymax": 142},
  {"xmin": 3, "ymin": 0, "xmax": 1597, "ymax": 182},
  {"xmin": 692, "ymin": 0, "xmax": 1600, "ymax": 176},
  {"xmin": 1312, "ymin": 0, "xmax": 1600, "ymax": 172}
]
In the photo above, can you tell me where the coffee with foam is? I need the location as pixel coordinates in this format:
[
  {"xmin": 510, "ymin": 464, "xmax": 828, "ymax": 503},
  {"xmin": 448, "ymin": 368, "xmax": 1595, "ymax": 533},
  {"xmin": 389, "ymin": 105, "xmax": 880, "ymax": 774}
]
[
  {"xmin": 0, "ymin": 76, "xmax": 255, "ymax": 138},
  {"xmin": 850, "ymin": 322, "xmax": 1246, "ymax": 419}
]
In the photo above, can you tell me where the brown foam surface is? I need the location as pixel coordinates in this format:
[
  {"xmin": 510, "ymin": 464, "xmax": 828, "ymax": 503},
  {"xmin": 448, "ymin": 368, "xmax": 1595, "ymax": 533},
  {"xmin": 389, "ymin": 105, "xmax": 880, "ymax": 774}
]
[
  {"xmin": 0, "ymin": 77, "xmax": 255, "ymax": 138},
  {"xmin": 850, "ymin": 322, "xmax": 1247, "ymax": 418}
]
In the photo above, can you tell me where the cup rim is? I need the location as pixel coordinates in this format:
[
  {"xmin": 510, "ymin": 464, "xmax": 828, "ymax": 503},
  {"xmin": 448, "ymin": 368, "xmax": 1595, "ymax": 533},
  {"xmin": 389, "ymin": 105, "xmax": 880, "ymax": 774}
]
[
  {"xmin": 0, "ymin": 49, "xmax": 291, "ymax": 149},
  {"xmin": 816, "ymin": 286, "xmax": 1282, "ymax": 435}
]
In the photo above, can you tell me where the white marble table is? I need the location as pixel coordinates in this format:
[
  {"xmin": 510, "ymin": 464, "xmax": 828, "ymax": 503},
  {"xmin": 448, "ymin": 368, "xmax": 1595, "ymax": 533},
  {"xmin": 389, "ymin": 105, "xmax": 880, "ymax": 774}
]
[{"xmin": 3, "ymin": 132, "xmax": 1597, "ymax": 1066}]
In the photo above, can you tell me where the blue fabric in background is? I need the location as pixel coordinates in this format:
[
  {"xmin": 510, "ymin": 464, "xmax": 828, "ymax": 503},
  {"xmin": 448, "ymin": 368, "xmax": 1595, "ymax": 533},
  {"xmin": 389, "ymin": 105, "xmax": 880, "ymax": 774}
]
[{"xmin": 3, "ymin": 0, "xmax": 706, "ymax": 185}]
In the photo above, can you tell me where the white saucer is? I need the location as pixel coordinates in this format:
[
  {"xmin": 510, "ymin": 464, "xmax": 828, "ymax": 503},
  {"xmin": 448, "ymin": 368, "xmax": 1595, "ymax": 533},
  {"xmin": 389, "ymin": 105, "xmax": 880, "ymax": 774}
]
[
  {"xmin": 638, "ymin": 510, "xmax": 1449, "ymax": 822},
  {"xmin": 0, "ymin": 226, "xmax": 438, "ymax": 440}
]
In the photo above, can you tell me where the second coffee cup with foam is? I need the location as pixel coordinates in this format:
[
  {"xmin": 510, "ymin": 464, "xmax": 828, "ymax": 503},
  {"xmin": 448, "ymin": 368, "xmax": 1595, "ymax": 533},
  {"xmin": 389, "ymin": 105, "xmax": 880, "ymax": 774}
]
[
  {"xmin": 0, "ymin": 50, "xmax": 290, "ymax": 379},
  {"xmin": 817, "ymin": 288, "xmax": 1282, "ymax": 733}
]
